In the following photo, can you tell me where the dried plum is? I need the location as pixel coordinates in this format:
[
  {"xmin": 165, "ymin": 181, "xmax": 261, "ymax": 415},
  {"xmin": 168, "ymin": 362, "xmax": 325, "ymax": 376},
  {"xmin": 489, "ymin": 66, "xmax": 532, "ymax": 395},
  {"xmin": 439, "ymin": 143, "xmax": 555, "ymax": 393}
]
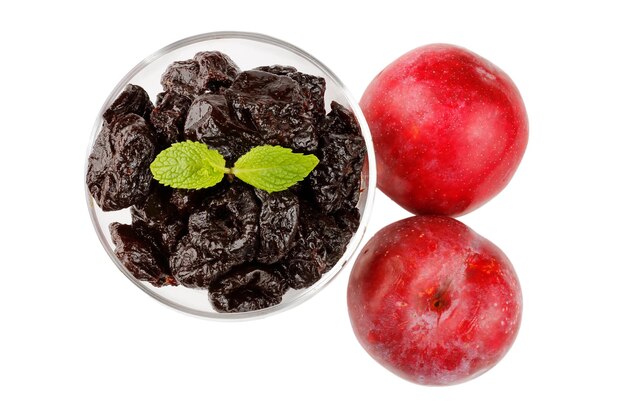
[
  {"xmin": 276, "ymin": 205, "xmax": 327, "ymax": 289},
  {"xmin": 161, "ymin": 59, "xmax": 201, "ymax": 96},
  {"xmin": 150, "ymin": 92, "xmax": 192, "ymax": 148},
  {"xmin": 209, "ymin": 265, "xmax": 288, "ymax": 312},
  {"xmin": 309, "ymin": 132, "xmax": 366, "ymax": 213},
  {"xmin": 335, "ymin": 207, "xmax": 361, "ymax": 235},
  {"xmin": 194, "ymin": 51, "xmax": 240, "ymax": 92},
  {"xmin": 276, "ymin": 204, "xmax": 358, "ymax": 289},
  {"xmin": 131, "ymin": 186, "xmax": 185, "ymax": 254},
  {"xmin": 102, "ymin": 84, "xmax": 153, "ymax": 124},
  {"xmin": 288, "ymin": 71, "xmax": 326, "ymax": 122},
  {"xmin": 87, "ymin": 113, "xmax": 155, "ymax": 211},
  {"xmin": 225, "ymin": 70, "xmax": 316, "ymax": 151},
  {"xmin": 161, "ymin": 51, "xmax": 240, "ymax": 96},
  {"xmin": 254, "ymin": 65, "xmax": 325, "ymax": 121},
  {"xmin": 169, "ymin": 184, "xmax": 260, "ymax": 288},
  {"xmin": 323, "ymin": 101, "xmax": 362, "ymax": 137},
  {"xmin": 184, "ymin": 94, "xmax": 257, "ymax": 162},
  {"xmin": 255, "ymin": 190, "xmax": 300, "ymax": 264},
  {"xmin": 110, "ymin": 222, "xmax": 176, "ymax": 287}
]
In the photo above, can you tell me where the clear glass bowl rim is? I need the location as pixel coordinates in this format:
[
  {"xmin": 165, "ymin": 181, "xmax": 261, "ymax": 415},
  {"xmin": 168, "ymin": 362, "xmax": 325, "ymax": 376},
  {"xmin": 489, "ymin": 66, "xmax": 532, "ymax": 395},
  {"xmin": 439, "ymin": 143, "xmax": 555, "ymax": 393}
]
[{"xmin": 85, "ymin": 31, "xmax": 377, "ymax": 320}]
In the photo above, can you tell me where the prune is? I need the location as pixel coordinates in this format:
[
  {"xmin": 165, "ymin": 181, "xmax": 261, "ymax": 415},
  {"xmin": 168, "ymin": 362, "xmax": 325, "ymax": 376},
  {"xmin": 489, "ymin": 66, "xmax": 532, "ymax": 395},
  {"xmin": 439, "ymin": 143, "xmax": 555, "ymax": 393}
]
[
  {"xmin": 309, "ymin": 132, "xmax": 366, "ymax": 213},
  {"xmin": 161, "ymin": 51, "xmax": 240, "ymax": 96},
  {"xmin": 287, "ymin": 71, "xmax": 326, "ymax": 123},
  {"xmin": 87, "ymin": 113, "xmax": 155, "ymax": 211},
  {"xmin": 161, "ymin": 59, "xmax": 201, "ymax": 96},
  {"xmin": 150, "ymin": 92, "xmax": 192, "ymax": 148},
  {"xmin": 276, "ymin": 204, "xmax": 358, "ymax": 289},
  {"xmin": 209, "ymin": 265, "xmax": 288, "ymax": 312},
  {"xmin": 102, "ymin": 84, "xmax": 153, "ymax": 124},
  {"xmin": 131, "ymin": 186, "xmax": 185, "ymax": 254},
  {"xmin": 184, "ymin": 94, "xmax": 257, "ymax": 163},
  {"xmin": 110, "ymin": 222, "xmax": 176, "ymax": 287},
  {"xmin": 322, "ymin": 101, "xmax": 361, "ymax": 137},
  {"xmin": 318, "ymin": 210, "xmax": 356, "ymax": 270},
  {"xmin": 254, "ymin": 66, "xmax": 325, "ymax": 121},
  {"xmin": 169, "ymin": 184, "xmax": 260, "ymax": 288},
  {"xmin": 275, "ymin": 206, "xmax": 326, "ymax": 289},
  {"xmin": 225, "ymin": 70, "xmax": 317, "ymax": 151},
  {"xmin": 168, "ymin": 177, "xmax": 231, "ymax": 216},
  {"xmin": 335, "ymin": 207, "xmax": 361, "ymax": 235},
  {"xmin": 254, "ymin": 190, "xmax": 300, "ymax": 264},
  {"xmin": 194, "ymin": 51, "xmax": 240, "ymax": 92}
]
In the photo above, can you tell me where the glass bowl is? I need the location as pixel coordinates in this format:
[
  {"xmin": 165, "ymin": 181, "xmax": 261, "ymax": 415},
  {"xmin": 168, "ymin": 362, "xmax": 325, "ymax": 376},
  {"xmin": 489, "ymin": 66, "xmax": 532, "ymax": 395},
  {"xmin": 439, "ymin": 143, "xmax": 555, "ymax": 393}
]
[{"xmin": 85, "ymin": 31, "xmax": 376, "ymax": 320}]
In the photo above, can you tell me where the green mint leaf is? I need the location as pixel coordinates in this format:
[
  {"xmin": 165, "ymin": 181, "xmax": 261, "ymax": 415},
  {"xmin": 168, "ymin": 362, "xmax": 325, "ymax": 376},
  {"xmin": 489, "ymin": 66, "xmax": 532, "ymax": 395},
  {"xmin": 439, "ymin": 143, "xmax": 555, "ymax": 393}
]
[
  {"xmin": 150, "ymin": 141, "xmax": 226, "ymax": 189},
  {"xmin": 232, "ymin": 145, "xmax": 319, "ymax": 192}
]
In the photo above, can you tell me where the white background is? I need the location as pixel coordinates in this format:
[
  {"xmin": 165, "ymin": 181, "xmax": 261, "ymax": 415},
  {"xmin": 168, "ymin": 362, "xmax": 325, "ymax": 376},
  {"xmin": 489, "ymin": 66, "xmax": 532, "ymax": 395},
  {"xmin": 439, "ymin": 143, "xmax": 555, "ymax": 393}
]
[{"xmin": 2, "ymin": 0, "xmax": 625, "ymax": 415}]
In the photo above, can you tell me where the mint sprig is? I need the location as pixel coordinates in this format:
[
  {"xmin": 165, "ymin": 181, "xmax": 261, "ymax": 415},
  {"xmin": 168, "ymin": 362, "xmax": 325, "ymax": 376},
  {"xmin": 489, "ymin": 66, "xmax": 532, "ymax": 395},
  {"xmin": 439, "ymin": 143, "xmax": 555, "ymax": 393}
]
[
  {"xmin": 150, "ymin": 141, "xmax": 319, "ymax": 193},
  {"xmin": 233, "ymin": 145, "xmax": 320, "ymax": 193},
  {"xmin": 150, "ymin": 141, "xmax": 227, "ymax": 189}
]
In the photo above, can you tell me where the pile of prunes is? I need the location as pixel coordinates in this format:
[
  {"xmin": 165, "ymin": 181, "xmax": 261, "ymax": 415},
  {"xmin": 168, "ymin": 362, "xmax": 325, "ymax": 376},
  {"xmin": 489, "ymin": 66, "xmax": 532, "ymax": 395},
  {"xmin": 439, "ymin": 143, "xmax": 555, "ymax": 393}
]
[{"xmin": 86, "ymin": 51, "xmax": 366, "ymax": 312}]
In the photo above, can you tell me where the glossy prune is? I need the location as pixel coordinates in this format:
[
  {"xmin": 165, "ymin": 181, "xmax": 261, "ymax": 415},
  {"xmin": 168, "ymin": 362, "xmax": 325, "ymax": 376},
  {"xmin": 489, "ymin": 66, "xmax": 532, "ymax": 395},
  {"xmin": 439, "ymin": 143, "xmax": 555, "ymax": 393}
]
[
  {"xmin": 161, "ymin": 59, "xmax": 201, "ymax": 96},
  {"xmin": 194, "ymin": 51, "xmax": 240, "ymax": 92},
  {"xmin": 102, "ymin": 84, "xmax": 153, "ymax": 124},
  {"xmin": 183, "ymin": 94, "xmax": 257, "ymax": 163},
  {"xmin": 131, "ymin": 186, "xmax": 185, "ymax": 254},
  {"xmin": 110, "ymin": 222, "xmax": 176, "ymax": 287},
  {"xmin": 150, "ymin": 92, "xmax": 192, "ymax": 148},
  {"xmin": 169, "ymin": 184, "xmax": 260, "ymax": 288},
  {"xmin": 254, "ymin": 66, "xmax": 326, "ymax": 121},
  {"xmin": 209, "ymin": 265, "xmax": 288, "ymax": 312},
  {"xmin": 161, "ymin": 51, "xmax": 240, "ymax": 96},
  {"xmin": 87, "ymin": 113, "xmax": 155, "ymax": 211},
  {"xmin": 168, "ymin": 178, "xmax": 231, "ymax": 217},
  {"xmin": 322, "ymin": 101, "xmax": 362, "ymax": 137},
  {"xmin": 225, "ymin": 70, "xmax": 317, "ymax": 151},
  {"xmin": 276, "ymin": 204, "xmax": 358, "ymax": 289},
  {"xmin": 255, "ymin": 190, "xmax": 300, "ymax": 264},
  {"xmin": 275, "ymin": 205, "xmax": 326, "ymax": 289},
  {"xmin": 309, "ymin": 132, "xmax": 366, "ymax": 213}
]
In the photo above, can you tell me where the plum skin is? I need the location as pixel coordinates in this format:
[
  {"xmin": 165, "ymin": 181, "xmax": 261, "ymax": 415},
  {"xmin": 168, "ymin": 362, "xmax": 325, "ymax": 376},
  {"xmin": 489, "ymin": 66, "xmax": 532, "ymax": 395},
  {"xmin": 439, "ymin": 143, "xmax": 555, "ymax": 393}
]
[
  {"xmin": 360, "ymin": 44, "xmax": 528, "ymax": 216},
  {"xmin": 347, "ymin": 216, "xmax": 522, "ymax": 386}
]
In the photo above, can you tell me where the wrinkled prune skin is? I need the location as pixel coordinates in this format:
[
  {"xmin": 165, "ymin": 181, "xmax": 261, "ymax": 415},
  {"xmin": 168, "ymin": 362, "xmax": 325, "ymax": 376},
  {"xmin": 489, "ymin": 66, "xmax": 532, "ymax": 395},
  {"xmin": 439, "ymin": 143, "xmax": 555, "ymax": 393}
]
[
  {"xmin": 225, "ymin": 70, "xmax": 317, "ymax": 151},
  {"xmin": 254, "ymin": 66, "xmax": 325, "ymax": 121},
  {"xmin": 335, "ymin": 207, "xmax": 361, "ymax": 235},
  {"xmin": 275, "ymin": 205, "xmax": 326, "ymax": 289},
  {"xmin": 254, "ymin": 190, "xmax": 300, "ymax": 264},
  {"xmin": 183, "ymin": 94, "xmax": 257, "ymax": 163},
  {"xmin": 131, "ymin": 186, "xmax": 185, "ymax": 254},
  {"xmin": 161, "ymin": 52, "xmax": 240, "ymax": 96},
  {"xmin": 322, "ymin": 101, "xmax": 362, "ymax": 137},
  {"xmin": 102, "ymin": 84, "xmax": 154, "ymax": 124},
  {"xmin": 309, "ymin": 132, "xmax": 366, "ymax": 213},
  {"xmin": 110, "ymin": 222, "xmax": 176, "ymax": 287},
  {"xmin": 87, "ymin": 113, "xmax": 155, "ymax": 211},
  {"xmin": 288, "ymin": 71, "xmax": 326, "ymax": 123},
  {"xmin": 194, "ymin": 51, "xmax": 240, "ymax": 92},
  {"xmin": 161, "ymin": 59, "xmax": 201, "ymax": 96},
  {"xmin": 209, "ymin": 265, "xmax": 288, "ymax": 312},
  {"xmin": 169, "ymin": 184, "xmax": 260, "ymax": 288},
  {"xmin": 150, "ymin": 92, "xmax": 192, "ymax": 148},
  {"xmin": 276, "ymin": 204, "xmax": 358, "ymax": 289}
]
